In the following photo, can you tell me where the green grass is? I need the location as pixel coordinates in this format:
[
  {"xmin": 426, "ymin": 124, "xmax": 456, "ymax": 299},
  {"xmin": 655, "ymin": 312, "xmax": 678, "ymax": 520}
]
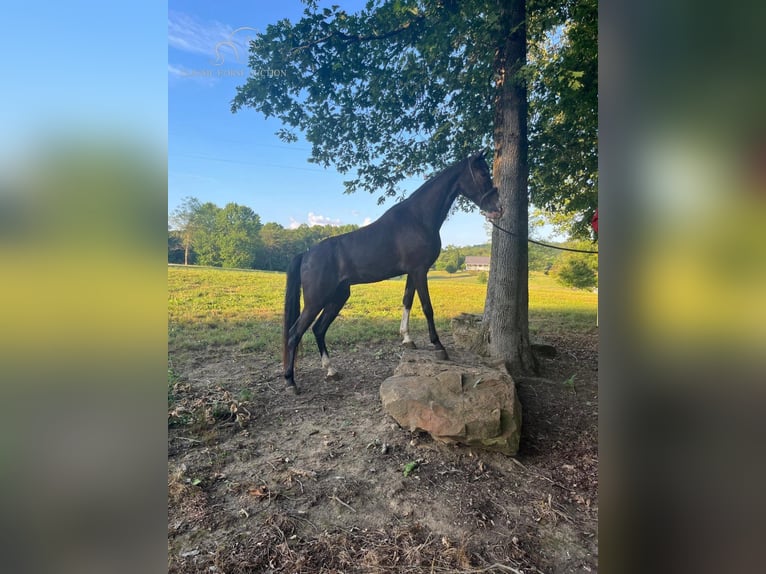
[{"xmin": 168, "ymin": 265, "xmax": 597, "ymax": 358}]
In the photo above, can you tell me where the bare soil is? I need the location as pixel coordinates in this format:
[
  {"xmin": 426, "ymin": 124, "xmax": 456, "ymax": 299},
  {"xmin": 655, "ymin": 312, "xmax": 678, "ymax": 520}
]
[{"xmin": 168, "ymin": 329, "xmax": 598, "ymax": 573}]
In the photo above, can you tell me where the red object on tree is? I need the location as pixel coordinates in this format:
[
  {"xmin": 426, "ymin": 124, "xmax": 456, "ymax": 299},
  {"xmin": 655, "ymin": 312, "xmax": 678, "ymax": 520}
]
[{"xmin": 591, "ymin": 209, "xmax": 598, "ymax": 234}]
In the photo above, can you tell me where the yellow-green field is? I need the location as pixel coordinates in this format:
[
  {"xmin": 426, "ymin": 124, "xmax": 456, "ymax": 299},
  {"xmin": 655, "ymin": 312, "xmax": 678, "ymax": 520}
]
[{"xmin": 168, "ymin": 265, "xmax": 597, "ymax": 358}]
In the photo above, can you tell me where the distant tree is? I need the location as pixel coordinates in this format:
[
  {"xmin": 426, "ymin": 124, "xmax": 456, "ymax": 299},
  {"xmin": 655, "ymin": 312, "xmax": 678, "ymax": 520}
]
[
  {"xmin": 260, "ymin": 222, "xmax": 290, "ymax": 271},
  {"xmin": 433, "ymin": 245, "xmax": 464, "ymax": 272},
  {"xmin": 552, "ymin": 250, "xmax": 598, "ymax": 289},
  {"xmin": 170, "ymin": 196, "xmax": 201, "ymax": 265},
  {"xmin": 216, "ymin": 203, "xmax": 263, "ymax": 268},
  {"xmin": 168, "ymin": 230, "xmax": 189, "ymax": 264},
  {"xmin": 459, "ymin": 243, "xmax": 492, "ymax": 258},
  {"xmin": 192, "ymin": 202, "xmax": 223, "ymax": 267}
]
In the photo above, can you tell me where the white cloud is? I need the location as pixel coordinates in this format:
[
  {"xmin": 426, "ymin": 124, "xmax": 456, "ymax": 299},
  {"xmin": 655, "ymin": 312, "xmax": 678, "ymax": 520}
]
[
  {"xmin": 362, "ymin": 217, "xmax": 372, "ymax": 226},
  {"xmin": 308, "ymin": 212, "xmax": 342, "ymax": 227},
  {"xmin": 168, "ymin": 11, "xmax": 257, "ymax": 65},
  {"xmin": 288, "ymin": 213, "xmax": 344, "ymax": 228},
  {"xmin": 168, "ymin": 11, "xmax": 230, "ymax": 56}
]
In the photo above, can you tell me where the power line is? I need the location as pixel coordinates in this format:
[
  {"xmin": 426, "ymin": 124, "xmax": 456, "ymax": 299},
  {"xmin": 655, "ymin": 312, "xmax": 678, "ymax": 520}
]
[
  {"xmin": 173, "ymin": 152, "xmax": 329, "ymax": 173},
  {"xmin": 167, "ymin": 134, "xmax": 312, "ymax": 152}
]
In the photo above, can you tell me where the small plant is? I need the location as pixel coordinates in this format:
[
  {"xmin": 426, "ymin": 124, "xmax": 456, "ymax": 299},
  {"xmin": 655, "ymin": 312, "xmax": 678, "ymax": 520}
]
[
  {"xmin": 403, "ymin": 461, "xmax": 419, "ymax": 477},
  {"xmin": 477, "ymin": 271, "xmax": 488, "ymax": 284},
  {"xmin": 168, "ymin": 410, "xmax": 192, "ymax": 427},
  {"xmin": 563, "ymin": 374, "xmax": 577, "ymax": 393},
  {"xmin": 211, "ymin": 402, "xmax": 233, "ymax": 420}
]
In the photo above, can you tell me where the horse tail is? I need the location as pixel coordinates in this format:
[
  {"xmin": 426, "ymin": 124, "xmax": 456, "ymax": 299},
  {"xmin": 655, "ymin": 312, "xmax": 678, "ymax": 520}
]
[{"xmin": 283, "ymin": 253, "xmax": 304, "ymax": 368}]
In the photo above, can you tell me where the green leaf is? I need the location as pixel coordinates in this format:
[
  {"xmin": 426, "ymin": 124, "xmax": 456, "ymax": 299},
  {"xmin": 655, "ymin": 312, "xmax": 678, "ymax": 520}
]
[{"xmin": 403, "ymin": 461, "xmax": 418, "ymax": 477}]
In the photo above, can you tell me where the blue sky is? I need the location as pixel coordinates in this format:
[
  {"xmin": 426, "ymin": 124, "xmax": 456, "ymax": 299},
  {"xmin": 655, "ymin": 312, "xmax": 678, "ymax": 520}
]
[{"xmin": 168, "ymin": 0, "xmax": 496, "ymax": 246}]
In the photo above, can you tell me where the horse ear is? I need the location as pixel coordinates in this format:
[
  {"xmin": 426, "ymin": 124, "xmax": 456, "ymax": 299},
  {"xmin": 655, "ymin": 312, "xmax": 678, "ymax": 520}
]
[{"xmin": 469, "ymin": 149, "xmax": 489, "ymax": 164}]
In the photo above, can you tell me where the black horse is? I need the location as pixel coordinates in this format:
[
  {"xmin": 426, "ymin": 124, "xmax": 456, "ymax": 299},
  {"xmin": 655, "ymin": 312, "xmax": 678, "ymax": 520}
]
[{"xmin": 282, "ymin": 151, "xmax": 502, "ymax": 393}]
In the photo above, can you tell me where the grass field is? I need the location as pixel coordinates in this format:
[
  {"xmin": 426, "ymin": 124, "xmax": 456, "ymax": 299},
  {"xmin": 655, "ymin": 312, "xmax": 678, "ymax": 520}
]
[{"xmin": 168, "ymin": 265, "xmax": 597, "ymax": 359}]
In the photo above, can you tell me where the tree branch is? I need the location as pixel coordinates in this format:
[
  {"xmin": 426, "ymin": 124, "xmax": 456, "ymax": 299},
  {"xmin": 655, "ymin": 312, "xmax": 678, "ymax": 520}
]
[{"xmin": 290, "ymin": 16, "xmax": 425, "ymax": 54}]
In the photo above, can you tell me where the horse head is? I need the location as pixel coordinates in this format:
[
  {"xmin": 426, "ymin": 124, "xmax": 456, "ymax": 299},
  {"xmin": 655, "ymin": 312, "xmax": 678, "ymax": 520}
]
[{"xmin": 462, "ymin": 152, "xmax": 502, "ymax": 220}]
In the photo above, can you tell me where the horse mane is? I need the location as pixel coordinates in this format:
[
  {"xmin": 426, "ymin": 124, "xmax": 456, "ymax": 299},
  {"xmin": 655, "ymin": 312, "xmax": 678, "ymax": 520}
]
[
  {"xmin": 400, "ymin": 156, "xmax": 471, "ymax": 225},
  {"xmin": 407, "ymin": 156, "xmax": 469, "ymax": 199}
]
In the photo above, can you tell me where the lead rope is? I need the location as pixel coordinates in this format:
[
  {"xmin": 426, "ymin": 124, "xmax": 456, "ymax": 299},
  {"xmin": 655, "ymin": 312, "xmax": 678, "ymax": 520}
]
[{"xmin": 487, "ymin": 220, "xmax": 599, "ymax": 254}]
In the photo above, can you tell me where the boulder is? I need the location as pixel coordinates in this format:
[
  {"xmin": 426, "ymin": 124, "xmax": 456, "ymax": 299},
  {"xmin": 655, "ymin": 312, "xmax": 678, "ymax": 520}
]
[{"xmin": 380, "ymin": 349, "xmax": 522, "ymax": 456}]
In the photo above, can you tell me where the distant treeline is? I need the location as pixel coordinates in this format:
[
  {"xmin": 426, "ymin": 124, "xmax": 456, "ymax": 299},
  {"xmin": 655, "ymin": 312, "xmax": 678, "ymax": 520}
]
[
  {"xmin": 169, "ymin": 198, "xmax": 596, "ymax": 288},
  {"xmin": 168, "ymin": 198, "xmax": 358, "ymax": 271}
]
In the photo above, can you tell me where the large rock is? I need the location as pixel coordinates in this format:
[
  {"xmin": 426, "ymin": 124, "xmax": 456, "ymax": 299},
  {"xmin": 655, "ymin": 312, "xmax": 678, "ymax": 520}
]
[{"xmin": 380, "ymin": 349, "xmax": 522, "ymax": 456}]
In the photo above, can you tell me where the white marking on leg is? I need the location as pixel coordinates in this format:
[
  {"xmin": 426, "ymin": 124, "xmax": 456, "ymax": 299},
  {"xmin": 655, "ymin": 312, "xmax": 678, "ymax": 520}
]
[
  {"xmin": 400, "ymin": 307, "xmax": 412, "ymax": 343},
  {"xmin": 321, "ymin": 353, "xmax": 337, "ymax": 377}
]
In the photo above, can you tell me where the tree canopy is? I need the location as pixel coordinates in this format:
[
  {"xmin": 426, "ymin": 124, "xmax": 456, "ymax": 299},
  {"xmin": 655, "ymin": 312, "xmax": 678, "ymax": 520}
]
[
  {"xmin": 232, "ymin": 0, "xmax": 597, "ymax": 235},
  {"xmin": 529, "ymin": 0, "xmax": 597, "ymax": 238}
]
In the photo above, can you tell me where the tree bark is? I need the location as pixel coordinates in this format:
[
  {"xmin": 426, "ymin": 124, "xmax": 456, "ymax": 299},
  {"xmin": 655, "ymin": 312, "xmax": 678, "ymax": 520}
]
[{"xmin": 483, "ymin": 0, "xmax": 537, "ymax": 376}]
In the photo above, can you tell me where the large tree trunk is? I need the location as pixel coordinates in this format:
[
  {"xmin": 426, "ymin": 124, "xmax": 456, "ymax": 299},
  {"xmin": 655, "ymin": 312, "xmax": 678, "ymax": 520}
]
[{"xmin": 483, "ymin": 0, "xmax": 537, "ymax": 376}]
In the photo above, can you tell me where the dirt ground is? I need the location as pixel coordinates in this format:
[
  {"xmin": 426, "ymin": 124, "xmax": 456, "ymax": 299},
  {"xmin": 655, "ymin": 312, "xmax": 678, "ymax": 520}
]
[{"xmin": 168, "ymin": 329, "xmax": 598, "ymax": 573}]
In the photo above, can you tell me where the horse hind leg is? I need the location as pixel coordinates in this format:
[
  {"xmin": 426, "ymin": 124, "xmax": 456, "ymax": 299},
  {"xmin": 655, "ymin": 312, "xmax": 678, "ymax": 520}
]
[
  {"xmin": 285, "ymin": 304, "xmax": 324, "ymax": 393},
  {"xmin": 400, "ymin": 275, "xmax": 417, "ymax": 349},
  {"xmin": 312, "ymin": 283, "xmax": 350, "ymax": 380}
]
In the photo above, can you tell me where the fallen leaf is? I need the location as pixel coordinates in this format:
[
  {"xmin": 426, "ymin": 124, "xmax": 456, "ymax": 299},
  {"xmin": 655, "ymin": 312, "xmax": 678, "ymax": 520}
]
[{"xmin": 248, "ymin": 486, "xmax": 270, "ymax": 499}]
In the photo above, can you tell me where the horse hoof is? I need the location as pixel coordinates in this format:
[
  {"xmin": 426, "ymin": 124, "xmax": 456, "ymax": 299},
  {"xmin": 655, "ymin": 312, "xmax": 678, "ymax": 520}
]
[
  {"xmin": 402, "ymin": 341, "xmax": 417, "ymax": 349},
  {"xmin": 285, "ymin": 382, "xmax": 300, "ymax": 395},
  {"xmin": 434, "ymin": 349, "xmax": 449, "ymax": 361}
]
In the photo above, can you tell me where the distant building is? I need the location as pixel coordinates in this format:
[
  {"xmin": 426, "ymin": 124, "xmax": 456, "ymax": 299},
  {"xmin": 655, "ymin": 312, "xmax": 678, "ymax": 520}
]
[{"xmin": 464, "ymin": 256, "xmax": 491, "ymax": 271}]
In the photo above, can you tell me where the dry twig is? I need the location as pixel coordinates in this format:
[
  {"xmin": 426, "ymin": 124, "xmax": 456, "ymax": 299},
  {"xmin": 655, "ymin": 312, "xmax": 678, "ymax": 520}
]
[{"xmin": 330, "ymin": 494, "xmax": 357, "ymax": 513}]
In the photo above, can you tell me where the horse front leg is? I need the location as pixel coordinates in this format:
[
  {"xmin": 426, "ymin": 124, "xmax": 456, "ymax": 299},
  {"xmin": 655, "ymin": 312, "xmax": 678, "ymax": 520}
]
[
  {"xmin": 400, "ymin": 274, "xmax": 416, "ymax": 349},
  {"xmin": 411, "ymin": 269, "xmax": 449, "ymax": 360},
  {"xmin": 312, "ymin": 284, "xmax": 350, "ymax": 380}
]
